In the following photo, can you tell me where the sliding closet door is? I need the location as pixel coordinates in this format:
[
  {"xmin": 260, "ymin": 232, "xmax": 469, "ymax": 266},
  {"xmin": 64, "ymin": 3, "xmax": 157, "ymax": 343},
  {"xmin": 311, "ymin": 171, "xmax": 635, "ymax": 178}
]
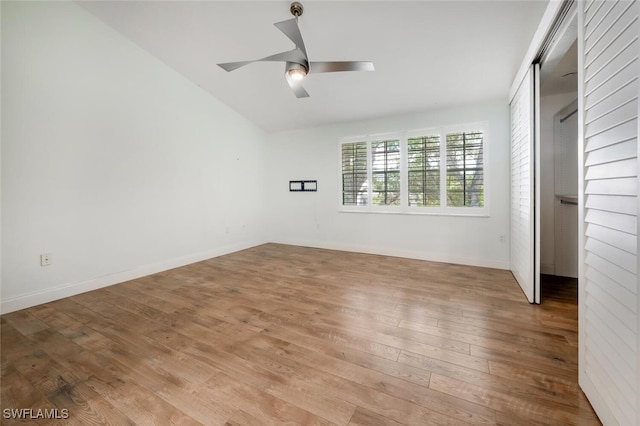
[
  {"xmin": 510, "ymin": 64, "xmax": 540, "ymax": 304},
  {"xmin": 578, "ymin": 0, "xmax": 639, "ymax": 424}
]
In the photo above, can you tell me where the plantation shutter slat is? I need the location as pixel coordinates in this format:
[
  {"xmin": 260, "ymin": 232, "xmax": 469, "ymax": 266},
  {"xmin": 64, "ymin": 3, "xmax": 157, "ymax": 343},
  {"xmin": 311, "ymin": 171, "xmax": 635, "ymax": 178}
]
[
  {"xmin": 586, "ymin": 193, "xmax": 637, "ymax": 214},
  {"xmin": 586, "ymin": 222, "xmax": 637, "ymax": 254},
  {"xmin": 585, "ymin": 118, "xmax": 636, "ymax": 150},
  {"xmin": 584, "ymin": 157, "xmax": 637, "ymax": 178},
  {"xmin": 585, "ymin": 138, "xmax": 636, "ymax": 164},
  {"xmin": 586, "ymin": 176, "xmax": 637, "ymax": 194},
  {"xmin": 579, "ymin": 1, "xmax": 639, "ymax": 425},
  {"xmin": 585, "ymin": 208, "xmax": 637, "ymax": 234},
  {"xmin": 585, "ymin": 252, "xmax": 636, "ymax": 293},
  {"xmin": 585, "ymin": 238, "xmax": 636, "ymax": 272},
  {"xmin": 586, "ymin": 265, "xmax": 637, "ymax": 312},
  {"xmin": 586, "ymin": 268, "xmax": 635, "ymax": 324}
]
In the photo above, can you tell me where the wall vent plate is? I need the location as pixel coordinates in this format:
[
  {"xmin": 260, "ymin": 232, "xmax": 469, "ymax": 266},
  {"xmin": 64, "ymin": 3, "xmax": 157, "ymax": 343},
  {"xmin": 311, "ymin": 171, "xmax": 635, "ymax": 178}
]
[{"xmin": 289, "ymin": 180, "xmax": 317, "ymax": 192}]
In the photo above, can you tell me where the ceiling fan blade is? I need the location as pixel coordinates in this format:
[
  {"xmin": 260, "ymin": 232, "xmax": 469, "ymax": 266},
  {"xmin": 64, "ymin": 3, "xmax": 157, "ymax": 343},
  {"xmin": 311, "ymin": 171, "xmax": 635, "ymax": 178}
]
[
  {"xmin": 262, "ymin": 49, "xmax": 307, "ymax": 65},
  {"xmin": 309, "ymin": 61, "xmax": 375, "ymax": 74},
  {"xmin": 218, "ymin": 49, "xmax": 306, "ymax": 72},
  {"xmin": 217, "ymin": 61, "xmax": 253, "ymax": 72},
  {"xmin": 285, "ymin": 71, "xmax": 309, "ymax": 98},
  {"xmin": 274, "ymin": 18, "xmax": 308, "ymax": 59}
]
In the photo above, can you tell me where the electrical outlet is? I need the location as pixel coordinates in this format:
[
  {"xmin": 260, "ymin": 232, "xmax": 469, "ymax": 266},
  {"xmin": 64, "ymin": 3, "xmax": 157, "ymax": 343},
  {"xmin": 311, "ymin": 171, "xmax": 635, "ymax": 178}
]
[
  {"xmin": 499, "ymin": 235, "xmax": 506, "ymax": 243},
  {"xmin": 40, "ymin": 253, "xmax": 52, "ymax": 266}
]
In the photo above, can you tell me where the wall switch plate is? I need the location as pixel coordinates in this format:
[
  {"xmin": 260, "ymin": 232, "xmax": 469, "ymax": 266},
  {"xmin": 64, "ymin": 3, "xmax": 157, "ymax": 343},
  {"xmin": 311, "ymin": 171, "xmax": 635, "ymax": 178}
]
[{"xmin": 40, "ymin": 253, "xmax": 52, "ymax": 266}]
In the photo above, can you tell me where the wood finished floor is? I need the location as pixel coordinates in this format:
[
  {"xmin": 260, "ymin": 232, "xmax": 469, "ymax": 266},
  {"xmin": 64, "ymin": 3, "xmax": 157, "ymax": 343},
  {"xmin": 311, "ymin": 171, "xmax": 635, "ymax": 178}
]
[{"xmin": 1, "ymin": 244, "xmax": 600, "ymax": 425}]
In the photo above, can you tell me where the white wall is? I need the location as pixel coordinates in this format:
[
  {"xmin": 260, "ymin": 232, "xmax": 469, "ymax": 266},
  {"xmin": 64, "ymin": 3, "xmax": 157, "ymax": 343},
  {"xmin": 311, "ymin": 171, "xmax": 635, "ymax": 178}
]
[
  {"xmin": 265, "ymin": 101, "xmax": 511, "ymax": 269},
  {"xmin": 1, "ymin": 1, "xmax": 268, "ymax": 313},
  {"xmin": 539, "ymin": 92, "xmax": 577, "ymax": 274},
  {"xmin": 1, "ymin": 3, "xmax": 516, "ymax": 314}
]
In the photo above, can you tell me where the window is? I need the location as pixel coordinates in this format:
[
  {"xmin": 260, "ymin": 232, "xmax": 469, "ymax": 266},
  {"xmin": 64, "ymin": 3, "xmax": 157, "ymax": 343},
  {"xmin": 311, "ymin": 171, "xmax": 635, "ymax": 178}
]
[
  {"xmin": 371, "ymin": 139, "xmax": 401, "ymax": 206},
  {"xmin": 341, "ymin": 141, "xmax": 368, "ymax": 206},
  {"xmin": 408, "ymin": 135, "xmax": 440, "ymax": 207},
  {"xmin": 446, "ymin": 131, "xmax": 484, "ymax": 207},
  {"xmin": 339, "ymin": 123, "xmax": 487, "ymax": 215}
]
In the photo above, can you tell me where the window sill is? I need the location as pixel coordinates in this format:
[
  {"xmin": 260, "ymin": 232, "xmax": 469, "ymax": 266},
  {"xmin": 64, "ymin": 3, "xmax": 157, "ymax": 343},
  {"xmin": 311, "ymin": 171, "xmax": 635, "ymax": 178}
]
[{"xmin": 338, "ymin": 208, "xmax": 490, "ymax": 218}]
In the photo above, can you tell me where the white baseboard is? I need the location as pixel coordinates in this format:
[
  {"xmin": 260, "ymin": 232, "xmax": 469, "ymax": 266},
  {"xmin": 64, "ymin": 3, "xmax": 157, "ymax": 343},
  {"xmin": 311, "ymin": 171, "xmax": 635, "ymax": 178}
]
[
  {"xmin": 0, "ymin": 240, "xmax": 266, "ymax": 315},
  {"xmin": 1, "ymin": 239, "xmax": 510, "ymax": 315},
  {"xmin": 271, "ymin": 238, "xmax": 510, "ymax": 270}
]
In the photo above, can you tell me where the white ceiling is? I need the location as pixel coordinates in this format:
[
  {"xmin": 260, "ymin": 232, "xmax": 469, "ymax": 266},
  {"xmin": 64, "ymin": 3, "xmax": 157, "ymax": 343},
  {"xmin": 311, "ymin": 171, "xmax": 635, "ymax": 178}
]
[{"xmin": 80, "ymin": 1, "xmax": 549, "ymax": 132}]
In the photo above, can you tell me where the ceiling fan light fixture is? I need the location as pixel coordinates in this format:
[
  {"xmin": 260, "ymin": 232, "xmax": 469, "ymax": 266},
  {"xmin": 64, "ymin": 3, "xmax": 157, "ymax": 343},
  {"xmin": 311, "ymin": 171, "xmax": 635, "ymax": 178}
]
[
  {"xmin": 217, "ymin": 1, "xmax": 374, "ymax": 99},
  {"xmin": 287, "ymin": 63, "xmax": 308, "ymax": 81}
]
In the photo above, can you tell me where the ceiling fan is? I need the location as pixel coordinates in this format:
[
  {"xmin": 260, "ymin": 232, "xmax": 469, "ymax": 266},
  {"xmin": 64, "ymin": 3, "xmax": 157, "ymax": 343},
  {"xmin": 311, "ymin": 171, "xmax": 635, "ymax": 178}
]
[{"xmin": 217, "ymin": 2, "xmax": 375, "ymax": 98}]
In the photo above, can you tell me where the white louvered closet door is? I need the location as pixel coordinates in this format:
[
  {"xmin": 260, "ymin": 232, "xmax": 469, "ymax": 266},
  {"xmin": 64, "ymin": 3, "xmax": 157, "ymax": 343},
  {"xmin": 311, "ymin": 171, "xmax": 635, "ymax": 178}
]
[
  {"xmin": 579, "ymin": 0, "xmax": 639, "ymax": 425},
  {"xmin": 510, "ymin": 64, "xmax": 540, "ymax": 304}
]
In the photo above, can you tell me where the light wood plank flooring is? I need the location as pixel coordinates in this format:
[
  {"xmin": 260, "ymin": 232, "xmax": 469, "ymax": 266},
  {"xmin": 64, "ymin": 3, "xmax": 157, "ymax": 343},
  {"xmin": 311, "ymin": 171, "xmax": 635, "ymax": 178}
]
[{"xmin": 1, "ymin": 244, "xmax": 600, "ymax": 425}]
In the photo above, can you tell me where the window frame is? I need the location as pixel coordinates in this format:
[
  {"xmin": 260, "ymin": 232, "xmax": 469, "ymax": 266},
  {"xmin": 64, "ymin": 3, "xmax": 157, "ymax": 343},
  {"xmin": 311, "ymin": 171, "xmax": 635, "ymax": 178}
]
[
  {"xmin": 338, "ymin": 133, "xmax": 405, "ymax": 213},
  {"xmin": 338, "ymin": 122, "xmax": 489, "ymax": 217}
]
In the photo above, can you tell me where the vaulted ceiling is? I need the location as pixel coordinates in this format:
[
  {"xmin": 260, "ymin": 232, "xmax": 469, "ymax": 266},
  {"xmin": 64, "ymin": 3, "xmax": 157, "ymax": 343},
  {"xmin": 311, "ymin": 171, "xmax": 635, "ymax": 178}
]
[{"xmin": 80, "ymin": 1, "xmax": 549, "ymax": 132}]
